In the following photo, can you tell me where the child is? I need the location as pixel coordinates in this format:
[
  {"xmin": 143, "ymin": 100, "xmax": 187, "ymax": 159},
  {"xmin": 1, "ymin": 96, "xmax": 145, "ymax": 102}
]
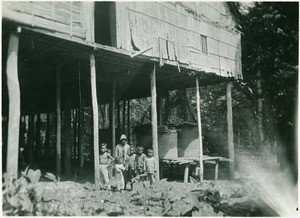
[
  {"xmin": 99, "ymin": 143, "xmax": 114, "ymax": 190},
  {"xmin": 144, "ymin": 148, "xmax": 156, "ymax": 185},
  {"xmin": 114, "ymin": 157, "xmax": 126, "ymax": 192},
  {"xmin": 135, "ymin": 146, "xmax": 146, "ymax": 181},
  {"xmin": 124, "ymin": 146, "xmax": 136, "ymax": 190}
]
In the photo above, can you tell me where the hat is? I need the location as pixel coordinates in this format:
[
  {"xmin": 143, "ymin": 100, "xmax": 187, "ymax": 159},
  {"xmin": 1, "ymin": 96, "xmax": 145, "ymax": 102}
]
[{"xmin": 120, "ymin": 134, "xmax": 127, "ymax": 141}]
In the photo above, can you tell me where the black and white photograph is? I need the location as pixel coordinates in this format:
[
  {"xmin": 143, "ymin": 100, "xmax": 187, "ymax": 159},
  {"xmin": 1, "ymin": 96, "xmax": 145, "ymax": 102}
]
[{"xmin": 1, "ymin": 1, "xmax": 298, "ymax": 216}]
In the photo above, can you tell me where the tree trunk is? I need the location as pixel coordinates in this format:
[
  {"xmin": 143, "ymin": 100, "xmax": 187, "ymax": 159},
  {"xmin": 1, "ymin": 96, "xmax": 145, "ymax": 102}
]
[
  {"xmin": 64, "ymin": 92, "xmax": 72, "ymax": 176},
  {"xmin": 180, "ymin": 89, "xmax": 197, "ymax": 123},
  {"xmin": 163, "ymin": 91, "xmax": 170, "ymax": 125}
]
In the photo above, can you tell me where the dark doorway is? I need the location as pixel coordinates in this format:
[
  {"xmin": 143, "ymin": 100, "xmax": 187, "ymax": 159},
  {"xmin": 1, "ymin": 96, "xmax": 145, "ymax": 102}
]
[{"xmin": 94, "ymin": 2, "xmax": 116, "ymax": 46}]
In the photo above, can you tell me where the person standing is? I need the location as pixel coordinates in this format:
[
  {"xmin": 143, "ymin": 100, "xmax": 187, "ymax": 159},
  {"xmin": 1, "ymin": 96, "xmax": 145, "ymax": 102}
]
[
  {"xmin": 124, "ymin": 146, "xmax": 136, "ymax": 190},
  {"xmin": 99, "ymin": 143, "xmax": 114, "ymax": 190},
  {"xmin": 115, "ymin": 134, "xmax": 130, "ymax": 162},
  {"xmin": 135, "ymin": 146, "xmax": 146, "ymax": 181},
  {"xmin": 144, "ymin": 148, "xmax": 156, "ymax": 185},
  {"xmin": 114, "ymin": 157, "xmax": 126, "ymax": 192}
]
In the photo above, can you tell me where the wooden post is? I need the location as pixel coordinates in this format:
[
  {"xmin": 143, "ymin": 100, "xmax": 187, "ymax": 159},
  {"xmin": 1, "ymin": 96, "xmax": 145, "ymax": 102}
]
[
  {"xmin": 117, "ymin": 101, "xmax": 121, "ymax": 131},
  {"xmin": 6, "ymin": 31, "xmax": 20, "ymax": 178},
  {"xmin": 214, "ymin": 160, "xmax": 219, "ymax": 181},
  {"xmin": 111, "ymin": 82, "xmax": 116, "ymax": 156},
  {"xmin": 90, "ymin": 53, "xmax": 100, "ymax": 190},
  {"xmin": 127, "ymin": 100, "xmax": 130, "ymax": 141},
  {"xmin": 45, "ymin": 113, "xmax": 50, "ymax": 152},
  {"xmin": 78, "ymin": 62, "xmax": 84, "ymax": 169},
  {"xmin": 195, "ymin": 77, "xmax": 204, "ymax": 182},
  {"xmin": 257, "ymin": 70, "xmax": 264, "ymax": 143},
  {"xmin": 28, "ymin": 114, "xmax": 34, "ymax": 166},
  {"xmin": 64, "ymin": 90, "xmax": 72, "ymax": 176},
  {"xmin": 122, "ymin": 100, "xmax": 126, "ymax": 133},
  {"xmin": 184, "ymin": 163, "xmax": 190, "ymax": 183},
  {"xmin": 227, "ymin": 81, "xmax": 234, "ymax": 179},
  {"xmin": 150, "ymin": 63, "xmax": 160, "ymax": 180},
  {"xmin": 56, "ymin": 66, "xmax": 62, "ymax": 180}
]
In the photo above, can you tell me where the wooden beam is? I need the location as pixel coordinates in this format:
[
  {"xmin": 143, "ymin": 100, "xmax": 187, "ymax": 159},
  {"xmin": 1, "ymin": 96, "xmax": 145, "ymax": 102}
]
[
  {"xmin": 90, "ymin": 53, "xmax": 100, "ymax": 190},
  {"xmin": 226, "ymin": 81, "xmax": 234, "ymax": 178},
  {"xmin": 196, "ymin": 77, "xmax": 204, "ymax": 182},
  {"xmin": 6, "ymin": 31, "xmax": 20, "ymax": 178},
  {"xmin": 150, "ymin": 63, "xmax": 160, "ymax": 180},
  {"xmin": 56, "ymin": 66, "xmax": 62, "ymax": 180},
  {"xmin": 111, "ymin": 82, "xmax": 116, "ymax": 156}
]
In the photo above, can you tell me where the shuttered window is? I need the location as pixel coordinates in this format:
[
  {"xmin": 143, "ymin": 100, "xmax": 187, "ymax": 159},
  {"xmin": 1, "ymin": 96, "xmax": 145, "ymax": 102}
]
[{"xmin": 201, "ymin": 35, "xmax": 208, "ymax": 54}]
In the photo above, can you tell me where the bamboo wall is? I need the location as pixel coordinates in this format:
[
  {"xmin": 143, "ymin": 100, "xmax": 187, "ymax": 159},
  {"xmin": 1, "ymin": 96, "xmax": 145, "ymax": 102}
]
[
  {"xmin": 2, "ymin": 1, "xmax": 94, "ymax": 41},
  {"xmin": 115, "ymin": 2, "xmax": 242, "ymax": 78}
]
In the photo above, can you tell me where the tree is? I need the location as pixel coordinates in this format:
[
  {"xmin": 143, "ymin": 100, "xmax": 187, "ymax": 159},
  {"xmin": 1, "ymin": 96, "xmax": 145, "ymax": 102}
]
[{"xmin": 229, "ymin": 2, "xmax": 298, "ymax": 177}]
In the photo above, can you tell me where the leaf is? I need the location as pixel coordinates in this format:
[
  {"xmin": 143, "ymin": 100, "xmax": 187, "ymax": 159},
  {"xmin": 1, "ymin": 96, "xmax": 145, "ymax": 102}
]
[
  {"xmin": 45, "ymin": 172, "xmax": 57, "ymax": 183},
  {"xmin": 27, "ymin": 169, "xmax": 41, "ymax": 184}
]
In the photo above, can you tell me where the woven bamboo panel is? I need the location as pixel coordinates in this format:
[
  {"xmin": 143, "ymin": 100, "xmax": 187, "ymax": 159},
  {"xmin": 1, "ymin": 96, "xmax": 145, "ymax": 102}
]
[
  {"xmin": 3, "ymin": 1, "xmax": 87, "ymax": 40},
  {"xmin": 116, "ymin": 2, "xmax": 242, "ymax": 79}
]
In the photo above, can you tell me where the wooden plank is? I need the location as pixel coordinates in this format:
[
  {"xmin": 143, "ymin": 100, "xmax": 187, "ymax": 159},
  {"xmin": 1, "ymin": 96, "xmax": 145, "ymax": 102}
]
[
  {"xmin": 56, "ymin": 66, "xmax": 62, "ymax": 180},
  {"xmin": 195, "ymin": 77, "xmax": 204, "ymax": 182},
  {"xmin": 111, "ymin": 82, "xmax": 116, "ymax": 157},
  {"xmin": 90, "ymin": 53, "xmax": 100, "ymax": 190},
  {"xmin": 150, "ymin": 63, "xmax": 160, "ymax": 180},
  {"xmin": 6, "ymin": 31, "xmax": 20, "ymax": 178},
  {"xmin": 226, "ymin": 81, "xmax": 234, "ymax": 178}
]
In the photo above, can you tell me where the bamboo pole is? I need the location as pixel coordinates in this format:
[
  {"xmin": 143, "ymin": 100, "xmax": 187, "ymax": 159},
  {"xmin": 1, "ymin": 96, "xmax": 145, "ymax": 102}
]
[
  {"xmin": 111, "ymin": 82, "xmax": 116, "ymax": 157},
  {"xmin": 227, "ymin": 81, "xmax": 234, "ymax": 179},
  {"xmin": 195, "ymin": 77, "xmax": 204, "ymax": 182},
  {"xmin": 150, "ymin": 63, "xmax": 160, "ymax": 180},
  {"xmin": 56, "ymin": 66, "xmax": 62, "ymax": 180},
  {"xmin": 90, "ymin": 53, "xmax": 100, "ymax": 190},
  {"xmin": 6, "ymin": 31, "xmax": 20, "ymax": 178}
]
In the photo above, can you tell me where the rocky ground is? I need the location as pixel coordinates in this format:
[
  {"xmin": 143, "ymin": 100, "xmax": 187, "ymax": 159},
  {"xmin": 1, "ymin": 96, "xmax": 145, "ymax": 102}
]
[{"xmin": 30, "ymin": 178, "xmax": 276, "ymax": 216}]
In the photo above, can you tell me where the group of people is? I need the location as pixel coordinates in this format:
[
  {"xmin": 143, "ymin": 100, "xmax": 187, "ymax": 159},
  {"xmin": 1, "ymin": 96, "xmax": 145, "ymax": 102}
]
[{"xmin": 98, "ymin": 134, "xmax": 156, "ymax": 191}]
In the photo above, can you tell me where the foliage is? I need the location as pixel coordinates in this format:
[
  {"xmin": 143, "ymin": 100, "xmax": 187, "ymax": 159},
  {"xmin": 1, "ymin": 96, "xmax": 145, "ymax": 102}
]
[{"xmin": 229, "ymin": 2, "xmax": 298, "ymax": 175}]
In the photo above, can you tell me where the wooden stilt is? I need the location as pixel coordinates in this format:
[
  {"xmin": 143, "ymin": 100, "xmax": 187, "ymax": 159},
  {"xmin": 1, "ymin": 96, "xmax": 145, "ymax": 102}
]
[
  {"xmin": 28, "ymin": 114, "xmax": 34, "ymax": 165},
  {"xmin": 214, "ymin": 160, "xmax": 219, "ymax": 181},
  {"xmin": 45, "ymin": 113, "xmax": 50, "ymax": 152},
  {"xmin": 117, "ymin": 101, "xmax": 121, "ymax": 132},
  {"xmin": 226, "ymin": 81, "xmax": 234, "ymax": 179},
  {"xmin": 150, "ymin": 63, "xmax": 160, "ymax": 180},
  {"xmin": 6, "ymin": 31, "xmax": 20, "ymax": 178},
  {"xmin": 56, "ymin": 66, "xmax": 62, "ymax": 180},
  {"xmin": 122, "ymin": 100, "xmax": 126, "ymax": 133},
  {"xmin": 36, "ymin": 113, "xmax": 41, "ymax": 154},
  {"xmin": 90, "ymin": 53, "xmax": 100, "ymax": 190},
  {"xmin": 195, "ymin": 77, "xmax": 204, "ymax": 182},
  {"xmin": 111, "ymin": 82, "xmax": 116, "ymax": 156},
  {"xmin": 127, "ymin": 100, "xmax": 130, "ymax": 142},
  {"xmin": 64, "ymin": 89, "xmax": 72, "ymax": 176},
  {"xmin": 78, "ymin": 61, "xmax": 84, "ymax": 169},
  {"xmin": 184, "ymin": 163, "xmax": 190, "ymax": 183}
]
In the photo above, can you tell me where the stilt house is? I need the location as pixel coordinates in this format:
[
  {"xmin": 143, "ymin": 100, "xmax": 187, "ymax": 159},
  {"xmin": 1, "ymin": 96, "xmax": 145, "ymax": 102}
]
[{"xmin": 2, "ymin": 2, "xmax": 241, "ymax": 188}]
